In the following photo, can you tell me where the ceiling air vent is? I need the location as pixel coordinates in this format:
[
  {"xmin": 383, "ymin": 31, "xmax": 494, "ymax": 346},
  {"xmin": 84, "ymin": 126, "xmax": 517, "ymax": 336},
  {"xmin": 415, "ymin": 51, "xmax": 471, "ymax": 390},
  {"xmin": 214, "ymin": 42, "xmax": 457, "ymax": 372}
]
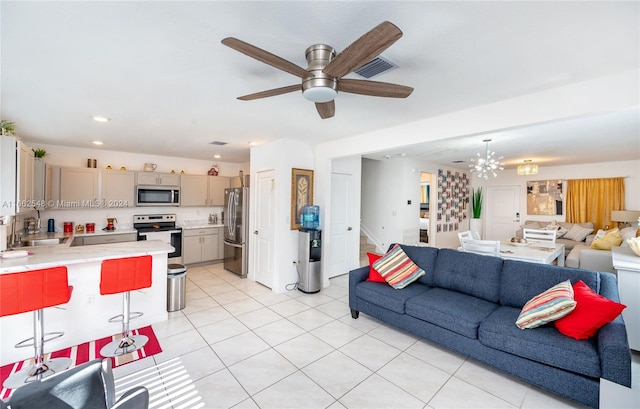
[
  {"xmin": 354, "ymin": 56, "xmax": 398, "ymax": 79},
  {"xmin": 209, "ymin": 141, "xmax": 228, "ymax": 146}
]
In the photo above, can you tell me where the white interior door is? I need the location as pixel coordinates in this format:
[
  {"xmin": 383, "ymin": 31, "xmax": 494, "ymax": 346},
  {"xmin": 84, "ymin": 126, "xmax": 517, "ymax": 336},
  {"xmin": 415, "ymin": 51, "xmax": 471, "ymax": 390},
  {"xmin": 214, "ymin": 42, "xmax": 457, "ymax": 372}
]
[
  {"xmin": 485, "ymin": 185, "xmax": 521, "ymax": 241},
  {"xmin": 254, "ymin": 169, "xmax": 275, "ymax": 288},
  {"xmin": 329, "ymin": 172, "xmax": 352, "ymax": 278}
]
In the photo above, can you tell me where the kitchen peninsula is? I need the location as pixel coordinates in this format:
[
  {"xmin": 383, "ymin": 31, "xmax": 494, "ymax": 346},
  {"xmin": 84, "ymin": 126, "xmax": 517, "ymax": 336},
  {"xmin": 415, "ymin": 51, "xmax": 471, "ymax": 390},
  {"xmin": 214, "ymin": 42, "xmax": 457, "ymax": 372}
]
[{"xmin": 0, "ymin": 240, "xmax": 172, "ymax": 365}]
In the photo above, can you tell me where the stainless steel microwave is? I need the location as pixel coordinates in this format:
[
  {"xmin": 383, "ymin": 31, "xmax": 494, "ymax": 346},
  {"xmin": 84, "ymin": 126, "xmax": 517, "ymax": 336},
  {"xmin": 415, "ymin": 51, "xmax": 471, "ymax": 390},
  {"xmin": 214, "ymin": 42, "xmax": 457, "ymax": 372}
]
[{"xmin": 135, "ymin": 185, "xmax": 180, "ymax": 206}]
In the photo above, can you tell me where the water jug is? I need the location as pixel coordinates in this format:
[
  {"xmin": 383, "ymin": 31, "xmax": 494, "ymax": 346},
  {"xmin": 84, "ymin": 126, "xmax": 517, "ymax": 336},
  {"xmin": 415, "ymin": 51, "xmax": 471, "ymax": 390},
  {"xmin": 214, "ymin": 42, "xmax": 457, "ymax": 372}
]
[{"xmin": 301, "ymin": 205, "xmax": 319, "ymax": 230}]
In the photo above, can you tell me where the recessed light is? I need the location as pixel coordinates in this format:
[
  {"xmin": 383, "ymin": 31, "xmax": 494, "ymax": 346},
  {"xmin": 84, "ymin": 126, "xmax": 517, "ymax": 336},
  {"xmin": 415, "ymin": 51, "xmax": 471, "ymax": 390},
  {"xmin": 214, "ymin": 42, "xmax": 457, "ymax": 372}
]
[
  {"xmin": 213, "ymin": 154, "xmax": 221, "ymax": 159},
  {"xmin": 92, "ymin": 141, "xmax": 104, "ymax": 145},
  {"xmin": 248, "ymin": 141, "xmax": 259, "ymax": 146},
  {"xmin": 91, "ymin": 116, "xmax": 111, "ymax": 122}
]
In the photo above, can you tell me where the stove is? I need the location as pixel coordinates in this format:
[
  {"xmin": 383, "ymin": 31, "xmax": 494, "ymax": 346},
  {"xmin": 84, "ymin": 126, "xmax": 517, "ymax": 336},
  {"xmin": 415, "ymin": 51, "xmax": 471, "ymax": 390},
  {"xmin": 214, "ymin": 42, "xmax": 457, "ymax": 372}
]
[{"xmin": 134, "ymin": 214, "xmax": 182, "ymax": 262}]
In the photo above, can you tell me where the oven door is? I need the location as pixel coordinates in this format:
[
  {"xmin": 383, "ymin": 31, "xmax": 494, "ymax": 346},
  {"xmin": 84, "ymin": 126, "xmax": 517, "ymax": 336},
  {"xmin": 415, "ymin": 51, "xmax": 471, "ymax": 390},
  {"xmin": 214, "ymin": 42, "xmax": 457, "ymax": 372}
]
[{"xmin": 137, "ymin": 229, "xmax": 182, "ymax": 258}]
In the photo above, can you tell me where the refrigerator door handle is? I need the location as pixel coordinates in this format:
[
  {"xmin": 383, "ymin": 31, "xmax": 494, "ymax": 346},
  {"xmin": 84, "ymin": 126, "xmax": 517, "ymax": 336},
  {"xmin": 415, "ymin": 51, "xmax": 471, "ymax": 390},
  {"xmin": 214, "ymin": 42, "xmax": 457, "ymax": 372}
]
[
  {"xmin": 224, "ymin": 240, "xmax": 243, "ymax": 248},
  {"xmin": 227, "ymin": 191, "xmax": 235, "ymax": 237}
]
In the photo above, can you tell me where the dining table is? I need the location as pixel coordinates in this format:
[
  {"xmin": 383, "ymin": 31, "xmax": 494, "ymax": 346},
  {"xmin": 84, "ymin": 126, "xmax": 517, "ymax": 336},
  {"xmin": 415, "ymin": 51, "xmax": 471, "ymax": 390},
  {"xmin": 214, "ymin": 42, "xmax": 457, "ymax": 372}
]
[{"xmin": 499, "ymin": 241, "xmax": 565, "ymax": 266}]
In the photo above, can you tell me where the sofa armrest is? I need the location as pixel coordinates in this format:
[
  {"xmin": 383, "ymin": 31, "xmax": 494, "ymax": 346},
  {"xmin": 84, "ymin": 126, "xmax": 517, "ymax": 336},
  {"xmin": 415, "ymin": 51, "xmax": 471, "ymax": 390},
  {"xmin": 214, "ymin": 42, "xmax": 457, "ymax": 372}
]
[
  {"xmin": 349, "ymin": 266, "xmax": 369, "ymax": 310},
  {"xmin": 580, "ymin": 248, "xmax": 614, "ymax": 273},
  {"xmin": 597, "ymin": 272, "xmax": 632, "ymax": 387}
]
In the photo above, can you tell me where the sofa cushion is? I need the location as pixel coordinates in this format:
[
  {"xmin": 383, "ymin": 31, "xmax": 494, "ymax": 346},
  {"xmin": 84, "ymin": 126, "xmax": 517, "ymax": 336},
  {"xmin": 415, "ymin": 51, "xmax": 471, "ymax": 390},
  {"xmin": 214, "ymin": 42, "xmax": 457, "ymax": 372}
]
[
  {"xmin": 373, "ymin": 244, "xmax": 425, "ymax": 289},
  {"xmin": 366, "ymin": 253, "xmax": 386, "ymax": 283},
  {"xmin": 554, "ymin": 280, "xmax": 626, "ymax": 340},
  {"xmin": 563, "ymin": 224, "xmax": 594, "ymax": 242},
  {"xmin": 355, "ymin": 281, "xmax": 431, "ymax": 314},
  {"xmin": 590, "ymin": 230, "xmax": 623, "ymax": 250},
  {"xmin": 433, "ymin": 248, "xmax": 503, "ymax": 303},
  {"xmin": 479, "ymin": 306, "xmax": 601, "ymax": 378},
  {"xmin": 405, "ymin": 288, "xmax": 498, "ymax": 339},
  {"xmin": 500, "ymin": 260, "xmax": 600, "ymax": 308},
  {"xmin": 515, "ymin": 280, "xmax": 577, "ymax": 329}
]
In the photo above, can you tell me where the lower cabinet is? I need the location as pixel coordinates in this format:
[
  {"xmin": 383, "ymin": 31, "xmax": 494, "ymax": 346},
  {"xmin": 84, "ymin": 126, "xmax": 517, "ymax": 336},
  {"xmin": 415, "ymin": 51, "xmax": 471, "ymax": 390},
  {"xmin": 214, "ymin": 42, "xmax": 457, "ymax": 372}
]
[{"xmin": 183, "ymin": 227, "xmax": 220, "ymax": 264}]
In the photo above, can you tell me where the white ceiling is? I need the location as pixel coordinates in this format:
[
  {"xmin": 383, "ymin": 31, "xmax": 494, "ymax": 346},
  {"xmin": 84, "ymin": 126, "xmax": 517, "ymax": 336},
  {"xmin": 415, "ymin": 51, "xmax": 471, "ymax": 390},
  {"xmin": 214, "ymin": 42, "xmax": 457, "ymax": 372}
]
[{"xmin": 1, "ymin": 1, "xmax": 639, "ymax": 166}]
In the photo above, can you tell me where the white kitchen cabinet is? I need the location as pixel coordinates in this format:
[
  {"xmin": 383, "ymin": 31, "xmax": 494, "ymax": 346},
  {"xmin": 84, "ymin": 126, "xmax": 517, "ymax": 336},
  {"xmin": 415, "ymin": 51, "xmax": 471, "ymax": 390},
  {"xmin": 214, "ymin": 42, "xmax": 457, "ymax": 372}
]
[
  {"xmin": 180, "ymin": 175, "xmax": 208, "ymax": 206},
  {"xmin": 182, "ymin": 227, "xmax": 220, "ymax": 264},
  {"xmin": 208, "ymin": 176, "xmax": 230, "ymax": 206},
  {"xmin": 33, "ymin": 160, "xmax": 51, "ymax": 205},
  {"xmin": 136, "ymin": 172, "xmax": 180, "ymax": 186},
  {"xmin": 16, "ymin": 141, "xmax": 34, "ymax": 213},
  {"xmin": 59, "ymin": 167, "xmax": 99, "ymax": 204},
  {"xmin": 180, "ymin": 175, "xmax": 229, "ymax": 207},
  {"xmin": 0, "ymin": 136, "xmax": 17, "ymax": 217},
  {"xmin": 102, "ymin": 170, "xmax": 135, "ymax": 207}
]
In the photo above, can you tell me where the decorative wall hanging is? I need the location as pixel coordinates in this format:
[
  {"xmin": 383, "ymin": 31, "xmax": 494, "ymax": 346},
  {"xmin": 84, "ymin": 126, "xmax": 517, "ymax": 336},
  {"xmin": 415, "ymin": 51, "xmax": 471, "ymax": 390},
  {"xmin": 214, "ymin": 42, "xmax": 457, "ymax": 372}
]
[
  {"xmin": 290, "ymin": 168, "xmax": 314, "ymax": 230},
  {"xmin": 435, "ymin": 169, "xmax": 469, "ymax": 233},
  {"xmin": 526, "ymin": 179, "xmax": 563, "ymax": 215}
]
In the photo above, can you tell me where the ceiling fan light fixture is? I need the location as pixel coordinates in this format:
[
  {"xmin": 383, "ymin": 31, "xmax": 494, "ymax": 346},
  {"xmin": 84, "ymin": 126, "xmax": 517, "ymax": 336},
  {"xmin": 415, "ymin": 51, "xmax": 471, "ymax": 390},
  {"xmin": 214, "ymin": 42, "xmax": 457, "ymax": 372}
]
[{"xmin": 302, "ymin": 77, "xmax": 338, "ymax": 103}]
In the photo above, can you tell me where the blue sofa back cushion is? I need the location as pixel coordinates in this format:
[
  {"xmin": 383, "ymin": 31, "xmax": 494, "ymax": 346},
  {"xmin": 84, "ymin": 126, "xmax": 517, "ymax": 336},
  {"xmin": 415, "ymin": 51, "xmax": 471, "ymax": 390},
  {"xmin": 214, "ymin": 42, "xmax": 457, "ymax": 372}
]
[
  {"xmin": 500, "ymin": 260, "xmax": 600, "ymax": 308},
  {"xmin": 390, "ymin": 244, "xmax": 440, "ymax": 286},
  {"xmin": 432, "ymin": 249, "xmax": 503, "ymax": 303}
]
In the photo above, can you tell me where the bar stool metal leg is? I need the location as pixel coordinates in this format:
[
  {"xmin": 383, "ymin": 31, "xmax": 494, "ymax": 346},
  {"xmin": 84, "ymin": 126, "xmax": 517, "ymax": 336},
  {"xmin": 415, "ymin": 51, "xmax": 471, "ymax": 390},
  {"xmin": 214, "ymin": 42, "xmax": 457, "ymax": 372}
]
[
  {"xmin": 99, "ymin": 292, "xmax": 148, "ymax": 357},
  {"xmin": 3, "ymin": 309, "xmax": 72, "ymax": 389}
]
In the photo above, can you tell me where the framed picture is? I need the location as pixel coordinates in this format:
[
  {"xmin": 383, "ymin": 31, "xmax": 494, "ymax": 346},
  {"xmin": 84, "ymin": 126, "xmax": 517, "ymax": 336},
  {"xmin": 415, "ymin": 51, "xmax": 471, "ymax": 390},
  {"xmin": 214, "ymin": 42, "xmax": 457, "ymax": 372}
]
[
  {"xmin": 526, "ymin": 179, "xmax": 563, "ymax": 215},
  {"xmin": 291, "ymin": 168, "xmax": 314, "ymax": 230}
]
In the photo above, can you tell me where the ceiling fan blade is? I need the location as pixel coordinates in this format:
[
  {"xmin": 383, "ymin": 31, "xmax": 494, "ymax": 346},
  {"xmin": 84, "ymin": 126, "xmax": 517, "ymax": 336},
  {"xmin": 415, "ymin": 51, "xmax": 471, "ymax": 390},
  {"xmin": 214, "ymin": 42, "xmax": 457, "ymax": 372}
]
[
  {"xmin": 237, "ymin": 85, "xmax": 301, "ymax": 101},
  {"xmin": 315, "ymin": 101, "xmax": 335, "ymax": 119},
  {"xmin": 221, "ymin": 37, "xmax": 311, "ymax": 79},
  {"xmin": 323, "ymin": 21, "xmax": 403, "ymax": 78},
  {"xmin": 338, "ymin": 79, "xmax": 413, "ymax": 98}
]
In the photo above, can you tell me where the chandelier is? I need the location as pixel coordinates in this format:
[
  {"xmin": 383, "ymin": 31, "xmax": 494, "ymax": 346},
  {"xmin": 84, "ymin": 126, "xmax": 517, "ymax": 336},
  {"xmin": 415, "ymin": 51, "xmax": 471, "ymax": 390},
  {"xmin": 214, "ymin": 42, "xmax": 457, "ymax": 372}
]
[
  {"xmin": 469, "ymin": 139, "xmax": 504, "ymax": 179},
  {"xmin": 517, "ymin": 160, "xmax": 538, "ymax": 175}
]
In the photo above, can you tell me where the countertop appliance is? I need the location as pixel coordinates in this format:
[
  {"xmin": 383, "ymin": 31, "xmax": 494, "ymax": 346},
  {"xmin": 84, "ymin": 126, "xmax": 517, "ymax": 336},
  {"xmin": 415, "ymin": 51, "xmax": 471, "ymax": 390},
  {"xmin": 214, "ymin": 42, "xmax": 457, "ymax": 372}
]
[
  {"xmin": 135, "ymin": 185, "xmax": 180, "ymax": 207},
  {"xmin": 224, "ymin": 187, "xmax": 249, "ymax": 278},
  {"xmin": 133, "ymin": 214, "xmax": 182, "ymax": 263}
]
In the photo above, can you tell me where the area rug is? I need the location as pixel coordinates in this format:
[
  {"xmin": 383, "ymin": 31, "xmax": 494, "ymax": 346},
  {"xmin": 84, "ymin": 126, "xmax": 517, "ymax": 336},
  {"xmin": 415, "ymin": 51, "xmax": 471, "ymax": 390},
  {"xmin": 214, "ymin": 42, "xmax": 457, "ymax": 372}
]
[{"xmin": 0, "ymin": 325, "xmax": 161, "ymax": 399}]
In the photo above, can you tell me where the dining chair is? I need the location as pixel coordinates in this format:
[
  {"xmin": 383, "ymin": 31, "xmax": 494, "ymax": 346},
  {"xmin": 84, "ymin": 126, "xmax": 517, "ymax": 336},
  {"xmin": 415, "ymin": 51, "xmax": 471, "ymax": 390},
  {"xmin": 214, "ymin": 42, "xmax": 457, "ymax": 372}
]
[
  {"xmin": 457, "ymin": 231, "xmax": 473, "ymax": 246},
  {"xmin": 523, "ymin": 228, "xmax": 557, "ymax": 245},
  {"xmin": 461, "ymin": 239, "xmax": 501, "ymax": 256}
]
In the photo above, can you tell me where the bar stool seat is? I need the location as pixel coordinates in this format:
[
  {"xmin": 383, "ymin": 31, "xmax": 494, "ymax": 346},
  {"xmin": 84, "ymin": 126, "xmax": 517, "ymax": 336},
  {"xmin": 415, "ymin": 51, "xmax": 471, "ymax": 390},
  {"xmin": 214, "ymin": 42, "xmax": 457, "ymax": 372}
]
[
  {"xmin": 99, "ymin": 255, "xmax": 152, "ymax": 357},
  {"xmin": 0, "ymin": 266, "xmax": 73, "ymax": 389}
]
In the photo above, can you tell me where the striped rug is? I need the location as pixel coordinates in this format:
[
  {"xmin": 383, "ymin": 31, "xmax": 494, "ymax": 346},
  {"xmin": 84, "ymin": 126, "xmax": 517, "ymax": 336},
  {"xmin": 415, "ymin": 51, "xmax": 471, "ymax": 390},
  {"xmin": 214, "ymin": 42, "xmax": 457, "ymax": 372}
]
[{"xmin": 0, "ymin": 325, "xmax": 161, "ymax": 399}]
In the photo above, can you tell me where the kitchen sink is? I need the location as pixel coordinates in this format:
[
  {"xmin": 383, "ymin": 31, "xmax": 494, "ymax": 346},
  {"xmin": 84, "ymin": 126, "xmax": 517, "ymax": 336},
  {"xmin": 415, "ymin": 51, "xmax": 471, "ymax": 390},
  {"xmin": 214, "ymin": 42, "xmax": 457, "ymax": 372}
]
[{"xmin": 23, "ymin": 237, "xmax": 69, "ymax": 246}]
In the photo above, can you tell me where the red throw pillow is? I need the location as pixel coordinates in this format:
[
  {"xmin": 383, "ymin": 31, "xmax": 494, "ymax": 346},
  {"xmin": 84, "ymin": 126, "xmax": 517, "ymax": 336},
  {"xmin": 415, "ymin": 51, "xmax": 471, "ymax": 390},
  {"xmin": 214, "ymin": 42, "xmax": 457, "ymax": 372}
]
[
  {"xmin": 366, "ymin": 253, "xmax": 386, "ymax": 283},
  {"xmin": 554, "ymin": 280, "xmax": 626, "ymax": 340}
]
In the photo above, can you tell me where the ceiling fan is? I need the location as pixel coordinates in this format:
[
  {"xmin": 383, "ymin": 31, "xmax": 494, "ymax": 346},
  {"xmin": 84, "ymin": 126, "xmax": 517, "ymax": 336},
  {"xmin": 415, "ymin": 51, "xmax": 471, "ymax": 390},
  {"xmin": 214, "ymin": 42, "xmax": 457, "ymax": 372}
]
[{"xmin": 221, "ymin": 21, "xmax": 414, "ymax": 119}]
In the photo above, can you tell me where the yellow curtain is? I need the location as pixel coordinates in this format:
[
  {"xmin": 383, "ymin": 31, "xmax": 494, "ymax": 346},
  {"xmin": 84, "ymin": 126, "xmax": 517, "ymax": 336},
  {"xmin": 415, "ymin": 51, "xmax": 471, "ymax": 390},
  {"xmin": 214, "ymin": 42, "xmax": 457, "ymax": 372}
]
[{"xmin": 566, "ymin": 177, "xmax": 625, "ymax": 230}]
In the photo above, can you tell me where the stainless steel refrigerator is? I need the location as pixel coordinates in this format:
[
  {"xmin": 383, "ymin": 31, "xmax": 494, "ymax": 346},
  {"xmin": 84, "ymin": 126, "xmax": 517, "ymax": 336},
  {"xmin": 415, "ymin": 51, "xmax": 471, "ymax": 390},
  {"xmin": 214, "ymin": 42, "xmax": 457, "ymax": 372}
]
[{"xmin": 224, "ymin": 187, "xmax": 249, "ymax": 277}]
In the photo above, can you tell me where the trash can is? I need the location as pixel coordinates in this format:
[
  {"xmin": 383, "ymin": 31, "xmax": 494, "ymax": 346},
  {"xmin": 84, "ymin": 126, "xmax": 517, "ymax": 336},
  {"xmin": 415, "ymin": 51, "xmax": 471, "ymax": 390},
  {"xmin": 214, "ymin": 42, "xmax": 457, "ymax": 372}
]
[{"xmin": 167, "ymin": 263, "xmax": 187, "ymax": 312}]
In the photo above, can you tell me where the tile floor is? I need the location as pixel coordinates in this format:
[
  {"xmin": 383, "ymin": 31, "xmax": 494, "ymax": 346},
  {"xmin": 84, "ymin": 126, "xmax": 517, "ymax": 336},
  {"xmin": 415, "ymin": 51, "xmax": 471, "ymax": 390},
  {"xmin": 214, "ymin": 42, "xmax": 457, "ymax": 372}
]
[{"xmin": 112, "ymin": 262, "xmax": 640, "ymax": 409}]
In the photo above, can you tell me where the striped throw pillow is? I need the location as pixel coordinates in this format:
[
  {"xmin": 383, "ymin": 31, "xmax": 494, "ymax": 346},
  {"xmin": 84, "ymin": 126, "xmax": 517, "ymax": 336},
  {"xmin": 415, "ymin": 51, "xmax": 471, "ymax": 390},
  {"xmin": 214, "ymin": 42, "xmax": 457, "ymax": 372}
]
[
  {"xmin": 516, "ymin": 279, "xmax": 577, "ymax": 329},
  {"xmin": 372, "ymin": 244, "xmax": 425, "ymax": 289}
]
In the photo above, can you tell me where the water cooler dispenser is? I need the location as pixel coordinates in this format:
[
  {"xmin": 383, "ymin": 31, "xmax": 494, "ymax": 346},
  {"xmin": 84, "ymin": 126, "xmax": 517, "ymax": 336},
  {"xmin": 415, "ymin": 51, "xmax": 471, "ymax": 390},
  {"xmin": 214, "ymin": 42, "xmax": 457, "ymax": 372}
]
[{"xmin": 298, "ymin": 229, "xmax": 321, "ymax": 293}]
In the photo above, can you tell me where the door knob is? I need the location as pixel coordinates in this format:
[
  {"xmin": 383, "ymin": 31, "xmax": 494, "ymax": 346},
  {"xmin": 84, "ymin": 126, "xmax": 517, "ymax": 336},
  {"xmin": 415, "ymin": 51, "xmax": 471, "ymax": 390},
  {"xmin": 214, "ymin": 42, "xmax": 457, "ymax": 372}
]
[
  {"xmin": 347, "ymin": 227, "xmax": 353, "ymax": 231},
  {"xmin": 254, "ymin": 230, "xmax": 259, "ymax": 235}
]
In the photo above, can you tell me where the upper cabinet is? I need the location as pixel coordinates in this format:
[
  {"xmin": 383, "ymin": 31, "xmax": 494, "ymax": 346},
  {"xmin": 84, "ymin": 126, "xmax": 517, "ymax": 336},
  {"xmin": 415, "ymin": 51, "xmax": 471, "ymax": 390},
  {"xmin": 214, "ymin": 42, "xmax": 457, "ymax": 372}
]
[
  {"xmin": 16, "ymin": 141, "xmax": 34, "ymax": 213},
  {"xmin": 102, "ymin": 170, "xmax": 135, "ymax": 207},
  {"xmin": 59, "ymin": 167, "xmax": 99, "ymax": 204},
  {"xmin": 136, "ymin": 172, "xmax": 180, "ymax": 186},
  {"xmin": 181, "ymin": 175, "xmax": 229, "ymax": 206}
]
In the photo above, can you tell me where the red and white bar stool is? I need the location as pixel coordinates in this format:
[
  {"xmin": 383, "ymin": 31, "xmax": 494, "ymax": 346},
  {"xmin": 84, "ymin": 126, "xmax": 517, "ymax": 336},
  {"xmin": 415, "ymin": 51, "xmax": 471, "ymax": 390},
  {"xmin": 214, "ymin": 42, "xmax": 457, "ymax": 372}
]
[
  {"xmin": 99, "ymin": 255, "xmax": 152, "ymax": 357},
  {"xmin": 0, "ymin": 266, "xmax": 74, "ymax": 389}
]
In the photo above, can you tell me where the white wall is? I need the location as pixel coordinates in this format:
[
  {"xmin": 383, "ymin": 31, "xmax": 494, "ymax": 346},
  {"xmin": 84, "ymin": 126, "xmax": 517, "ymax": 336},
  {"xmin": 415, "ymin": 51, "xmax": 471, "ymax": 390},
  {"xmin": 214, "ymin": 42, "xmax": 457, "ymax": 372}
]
[{"xmin": 249, "ymin": 138, "xmax": 314, "ymax": 293}]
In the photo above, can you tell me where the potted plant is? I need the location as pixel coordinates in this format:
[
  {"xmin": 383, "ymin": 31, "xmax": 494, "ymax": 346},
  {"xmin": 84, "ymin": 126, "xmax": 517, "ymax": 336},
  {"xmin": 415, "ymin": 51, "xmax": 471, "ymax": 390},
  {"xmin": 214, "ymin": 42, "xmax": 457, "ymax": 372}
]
[
  {"xmin": 470, "ymin": 187, "xmax": 483, "ymax": 239},
  {"xmin": 0, "ymin": 120, "xmax": 16, "ymax": 136},
  {"xmin": 32, "ymin": 148, "xmax": 47, "ymax": 159}
]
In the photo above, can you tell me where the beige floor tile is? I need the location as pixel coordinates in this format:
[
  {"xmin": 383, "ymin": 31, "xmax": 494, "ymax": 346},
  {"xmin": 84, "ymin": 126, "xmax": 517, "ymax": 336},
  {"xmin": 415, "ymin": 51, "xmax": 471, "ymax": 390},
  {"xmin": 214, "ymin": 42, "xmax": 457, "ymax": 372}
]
[
  {"xmin": 429, "ymin": 377, "xmax": 517, "ymax": 408},
  {"xmin": 302, "ymin": 351, "xmax": 372, "ymax": 398},
  {"xmin": 274, "ymin": 333, "xmax": 334, "ymax": 368},
  {"xmin": 377, "ymin": 352, "xmax": 451, "ymax": 403},
  {"xmin": 180, "ymin": 296, "xmax": 220, "ymax": 315},
  {"xmin": 198, "ymin": 317, "xmax": 249, "ymax": 344},
  {"xmin": 339, "ymin": 333, "xmax": 402, "ymax": 371},
  {"xmin": 186, "ymin": 305, "xmax": 233, "ymax": 328},
  {"xmin": 152, "ymin": 313, "xmax": 194, "ymax": 339},
  {"xmin": 315, "ymin": 299, "xmax": 350, "ymax": 319},
  {"xmin": 320, "ymin": 284, "xmax": 349, "ymax": 299},
  {"xmin": 201, "ymin": 282, "xmax": 237, "ymax": 296},
  {"xmin": 193, "ymin": 368, "xmax": 250, "ymax": 409},
  {"xmin": 339, "ymin": 373, "xmax": 425, "ymax": 409},
  {"xmin": 253, "ymin": 318, "xmax": 307, "ymax": 347},
  {"xmin": 228, "ymin": 349, "xmax": 297, "ymax": 395},
  {"xmin": 296, "ymin": 293, "xmax": 336, "ymax": 307},
  {"xmin": 223, "ymin": 298, "xmax": 265, "ymax": 316},
  {"xmin": 268, "ymin": 298, "xmax": 311, "ymax": 317},
  {"xmin": 154, "ymin": 328, "xmax": 208, "ymax": 364},
  {"xmin": 405, "ymin": 339, "xmax": 466, "ymax": 374},
  {"xmin": 286, "ymin": 308, "xmax": 335, "ymax": 331},
  {"xmin": 235, "ymin": 307, "xmax": 282, "ymax": 330},
  {"xmin": 311, "ymin": 320, "xmax": 365, "ymax": 348},
  {"xmin": 175, "ymin": 346, "xmax": 225, "ymax": 382},
  {"xmin": 520, "ymin": 387, "xmax": 587, "ymax": 409},
  {"xmin": 211, "ymin": 331, "xmax": 271, "ymax": 366},
  {"xmin": 455, "ymin": 359, "xmax": 530, "ymax": 407},
  {"xmin": 212, "ymin": 289, "xmax": 250, "ymax": 305},
  {"xmin": 367, "ymin": 322, "xmax": 418, "ymax": 350},
  {"xmin": 252, "ymin": 371, "xmax": 336, "ymax": 409},
  {"xmin": 252, "ymin": 291, "xmax": 292, "ymax": 306}
]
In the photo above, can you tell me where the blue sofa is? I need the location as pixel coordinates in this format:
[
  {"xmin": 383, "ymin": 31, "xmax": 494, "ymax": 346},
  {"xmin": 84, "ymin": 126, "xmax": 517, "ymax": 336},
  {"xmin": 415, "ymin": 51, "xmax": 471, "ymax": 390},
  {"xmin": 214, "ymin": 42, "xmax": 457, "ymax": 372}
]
[{"xmin": 349, "ymin": 245, "xmax": 631, "ymax": 408}]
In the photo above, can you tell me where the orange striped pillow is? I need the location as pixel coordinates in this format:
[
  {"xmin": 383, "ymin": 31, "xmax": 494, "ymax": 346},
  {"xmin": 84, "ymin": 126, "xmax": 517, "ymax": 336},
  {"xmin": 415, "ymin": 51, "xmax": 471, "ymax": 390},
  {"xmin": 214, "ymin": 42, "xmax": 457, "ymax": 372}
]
[
  {"xmin": 372, "ymin": 244, "xmax": 425, "ymax": 289},
  {"xmin": 516, "ymin": 280, "xmax": 577, "ymax": 329}
]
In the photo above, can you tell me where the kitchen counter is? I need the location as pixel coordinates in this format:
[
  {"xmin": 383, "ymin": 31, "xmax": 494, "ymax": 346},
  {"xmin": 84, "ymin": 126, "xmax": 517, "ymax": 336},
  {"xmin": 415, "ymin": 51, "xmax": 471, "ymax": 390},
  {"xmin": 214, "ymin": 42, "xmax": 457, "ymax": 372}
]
[
  {"xmin": 6, "ymin": 228, "xmax": 139, "ymax": 249},
  {"xmin": 0, "ymin": 240, "xmax": 172, "ymax": 364},
  {"xmin": 179, "ymin": 222, "xmax": 224, "ymax": 229}
]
